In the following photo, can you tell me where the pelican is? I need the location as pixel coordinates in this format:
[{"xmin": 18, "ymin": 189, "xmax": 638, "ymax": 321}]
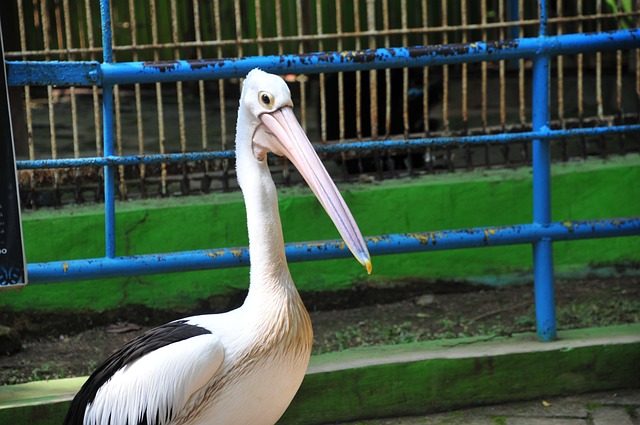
[{"xmin": 63, "ymin": 69, "xmax": 372, "ymax": 425}]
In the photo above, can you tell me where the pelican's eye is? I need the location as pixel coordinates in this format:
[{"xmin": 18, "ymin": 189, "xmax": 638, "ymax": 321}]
[{"xmin": 258, "ymin": 91, "xmax": 275, "ymax": 109}]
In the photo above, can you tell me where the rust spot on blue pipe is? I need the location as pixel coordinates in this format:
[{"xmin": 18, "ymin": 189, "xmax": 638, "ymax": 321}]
[
  {"xmin": 142, "ymin": 59, "xmax": 230, "ymax": 72},
  {"xmin": 414, "ymin": 233, "xmax": 436, "ymax": 245},
  {"xmin": 407, "ymin": 39, "xmax": 520, "ymax": 59},
  {"xmin": 142, "ymin": 60, "xmax": 180, "ymax": 72}
]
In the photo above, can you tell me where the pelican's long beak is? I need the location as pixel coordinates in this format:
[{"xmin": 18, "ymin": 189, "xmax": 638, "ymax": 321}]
[{"xmin": 257, "ymin": 107, "xmax": 372, "ymax": 274}]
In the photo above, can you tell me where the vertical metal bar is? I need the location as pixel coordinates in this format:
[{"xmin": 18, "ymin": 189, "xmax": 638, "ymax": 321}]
[
  {"xmin": 441, "ymin": 0, "xmax": 449, "ymax": 137},
  {"xmin": 53, "ymin": 0, "xmax": 65, "ymax": 59},
  {"xmin": 255, "ymin": 0, "xmax": 263, "ymax": 55},
  {"xmin": 499, "ymin": 0, "xmax": 508, "ymax": 164},
  {"xmin": 151, "ymin": 0, "xmax": 167, "ymax": 195},
  {"xmin": 170, "ymin": 0, "xmax": 188, "ymax": 194},
  {"xmin": 422, "ymin": 0, "xmax": 433, "ymax": 173},
  {"xmin": 111, "ymin": 0, "xmax": 124, "ymax": 201},
  {"xmin": 276, "ymin": 0, "xmax": 290, "ymax": 184},
  {"xmin": 382, "ymin": 0, "xmax": 391, "ymax": 139},
  {"xmin": 481, "ymin": 0, "xmax": 490, "ymax": 167},
  {"xmin": 76, "ymin": 1, "xmax": 87, "ymax": 59},
  {"xmin": 441, "ymin": 0, "xmax": 452, "ymax": 172},
  {"xmin": 101, "ymin": 0, "xmax": 116, "ymax": 258},
  {"xmin": 367, "ymin": 0, "xmax": 378, "ymax": 142},
  {"xmin": 531, "ymin": 0, "xmax": 556, "ymax": 342},
  {"xmin": 353, "ymin": 0, "xmax": 364, "ymax": 176},
  {"xmin": 85, "ymin": 0, "xmax": 102, "ymax": 159},
  {"xmin": 296, "ymin": 0, "xmax": 307, "ymax": 132},
  {"xmin": 382, "ymin": 0, "xmax": 394, "ymax": 176},
  {"xmin": 129, "ymin": 0, "xmax": 146, "ymax": 197},
  {"xmin": 234, "ymin": 0, "xmax": 244, "ymax": 59},
  {"xmin": 401, "ymin": 0, "xmax": 413, "ymax": 175},
  {"xmin": 557, "ymin": 0, "xmax": 567, "ymax": 161},
  {"xmin": 615, "ymin": 0, "xmax": 625, "ymax": 154},
  {"xmin": 213, "ymin": 0, "xmax": 229, "ymax": 191},
  {"xmin": 461, "ymin": 0, "xmax": 471, "ymax": 169},
  {"xmin": 336, "ymin": 0, "xmax": 344, "ymax": 143},
  {"xmin": 577, "ymin": 0, "xmax": 586, "ymax": 158},
  {"xmin": 109, "ymin": 0, "xmax": 125, "ymax": 202},
  {"xmin": 354, "ymin": 0, "xmax": 362, "ymax": 142},
  {"xmin": 62, "ymin": 0, "xmax": 79, "ymax": 161},
  {"xmin": 40, "ymin": 0, "xmax": 60, "ymax": 202},
  {"xmin": 114, "ymin": 85, "xmax": 126, "ymax": 199},
  {"xmin": 518, "ymin": 0, "xmax": 528, "ymax": 165},
  {"xmin": 401, "ymin": 0, "xmax": 409, "ymax": 139},
  {"xmin": 274, "ymin": 0, "xmax": 282, "ymax": 56},
  {"xmin": 596, "ymin": 0, "xmax": 604, "ymax": 121},
  {"xmin": 595, "ymin": 0, "xmax": 607, "ymax": 158},
  {"xmin": 336, "ymin": 0, "xmax": 348, "ymax": 180},
  {"xmin": 193, "ymin": 0, "xmax": 209, "ymax": 192},
  {"xmin": 366, "ymin": 0, "xmax": 381, "ymax": 179},
  {"xmin": 316, "ymin": 2, "xmax": 327, "ymax": 144},
  {"xmin": 63, "ymin": 0, "xmax": 84, "ymax": 203},
  {"xmin": 16, "ymin": 0, "xmax": 36, "ymax": 206}
]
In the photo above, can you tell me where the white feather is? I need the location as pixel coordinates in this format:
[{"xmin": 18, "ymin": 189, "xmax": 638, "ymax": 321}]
[{"xmin": 85, "ymin": 334, "xmax": 223, "ymax": 425}]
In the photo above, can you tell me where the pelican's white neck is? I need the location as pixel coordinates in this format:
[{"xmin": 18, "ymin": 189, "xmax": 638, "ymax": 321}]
[{"xmin": 235, "ymin": 106, "xmax": 292, "ymax": 299}]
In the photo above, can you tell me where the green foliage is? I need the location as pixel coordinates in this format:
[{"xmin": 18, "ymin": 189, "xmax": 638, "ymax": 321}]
[{"xmin": 492, "ymin": 416, "xmax": 507, "ymax": 425}]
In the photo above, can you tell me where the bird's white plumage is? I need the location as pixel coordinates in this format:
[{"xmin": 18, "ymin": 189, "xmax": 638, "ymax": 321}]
[
  {"xmin": 65, "ymin": 69, "xmax": 370, "ymax": 425},
  {"xmin": 85, "ymin": 334, "xmax": 224, "ymax": 425}
]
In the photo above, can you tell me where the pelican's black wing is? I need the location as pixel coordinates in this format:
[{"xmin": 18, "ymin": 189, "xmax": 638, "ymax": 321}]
[{"xmin": 63, "ymin": 320, "xmax": 214, "ymax": 425}]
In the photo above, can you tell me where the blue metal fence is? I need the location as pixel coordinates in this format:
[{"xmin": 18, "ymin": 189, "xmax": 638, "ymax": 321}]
[{"xmin": 5, "ymin": 0, "xmax": 640, "ymax": 341}]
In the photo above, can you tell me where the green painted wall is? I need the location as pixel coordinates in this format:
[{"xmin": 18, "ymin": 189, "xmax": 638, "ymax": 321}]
[{"xmin": 2, "ymin": 155, "xmax": 639, "ymax": 312}]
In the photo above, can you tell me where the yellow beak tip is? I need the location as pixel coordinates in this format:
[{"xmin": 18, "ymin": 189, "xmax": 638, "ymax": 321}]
[{"xmin": 365, "ymin": 260, "xmax": 373, "ymax": 275}]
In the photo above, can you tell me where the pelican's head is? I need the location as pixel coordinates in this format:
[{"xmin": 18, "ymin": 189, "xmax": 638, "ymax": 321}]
[{"xmin": 239, "ymin": 69, "xmax": 372, "ymax": 274}]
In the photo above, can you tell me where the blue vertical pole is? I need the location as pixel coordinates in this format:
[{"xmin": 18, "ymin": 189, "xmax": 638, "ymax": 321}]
[
  {"xmin": 531, "ymin": 0, "xmax": 556, "ymax": 341},
  {"xmin": 101, "ymin": 0, "xmax": 116, "ymax": 258}
]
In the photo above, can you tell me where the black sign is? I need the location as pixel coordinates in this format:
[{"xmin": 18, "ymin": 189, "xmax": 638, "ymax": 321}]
[{"xmin": 0, "ymin": 19, "xmax": 26, "ymax": 291}]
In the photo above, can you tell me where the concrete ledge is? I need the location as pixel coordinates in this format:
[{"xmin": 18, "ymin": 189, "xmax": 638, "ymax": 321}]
[{"xmin": 1, "ymin": 324, "xmax": 638, "ymax": 424}]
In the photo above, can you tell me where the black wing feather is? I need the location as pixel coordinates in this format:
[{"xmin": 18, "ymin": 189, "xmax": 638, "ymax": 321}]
[{"xmin": 63, "ymin": 320, "xmax": 211, "ymax": 425}]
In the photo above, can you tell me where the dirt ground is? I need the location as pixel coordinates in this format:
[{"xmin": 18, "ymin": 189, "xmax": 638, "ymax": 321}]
[{"xmin": 1, "ymin": 274, "xmax": 639, "ymax": 386}]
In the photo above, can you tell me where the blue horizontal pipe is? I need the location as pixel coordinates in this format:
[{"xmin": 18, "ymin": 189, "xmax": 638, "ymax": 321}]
[
  {"xmin": 7, "ymin": 29, "xmax": 640, "ymax": 87},
  {"xmin": 17, "ymin": 151, "xmax": 235, "ymax": 170},
  {"xmin": 16, "ymin": 123, "xmax": 640, "ymax": 170},
  {"xmin": 26, "ymin": 217, "xmax": 640, "ymax": 284},
  {"xmin": 6, "ymin": 60, "xmax": 100, "ymax": 87}
]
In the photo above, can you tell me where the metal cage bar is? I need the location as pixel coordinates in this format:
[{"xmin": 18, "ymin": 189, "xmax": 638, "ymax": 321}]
[
  {"xmin": 15, "ymin": 123, "xmax": 640, "ymax": 170},
  {"xmin": 25, "ymin": 218, "xmax": 640, "ymax": 284},
  {"xmin": 531, "ymin": 0, "xmax": 556, "ymax": 341},
  {"xmin": 9, "ymin": 30, "xmax": 640, "ymax": 87},
  {"xmin": 4, "ymin": 0, "xmax": 640, "ymax": 342},
  {"xmin": 100, "ymin": 1, "xmax": 116, "ymax": 259}
]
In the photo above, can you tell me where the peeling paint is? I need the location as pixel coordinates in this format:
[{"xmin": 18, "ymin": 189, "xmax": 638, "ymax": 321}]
[
  {"xmin": 229, "ymin": 249, "xmax": 244, "ymax": 258},
  {"xmin": 141, "ymin": 60, "xmax": 180, "ymax": 72},
  {"xmin": 7, "ymin": 29, "xmax": 640, "ymax": 87},
  {"xmin": 562, "ymin": 221, "xmax": 575, "ymax": 232}
]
